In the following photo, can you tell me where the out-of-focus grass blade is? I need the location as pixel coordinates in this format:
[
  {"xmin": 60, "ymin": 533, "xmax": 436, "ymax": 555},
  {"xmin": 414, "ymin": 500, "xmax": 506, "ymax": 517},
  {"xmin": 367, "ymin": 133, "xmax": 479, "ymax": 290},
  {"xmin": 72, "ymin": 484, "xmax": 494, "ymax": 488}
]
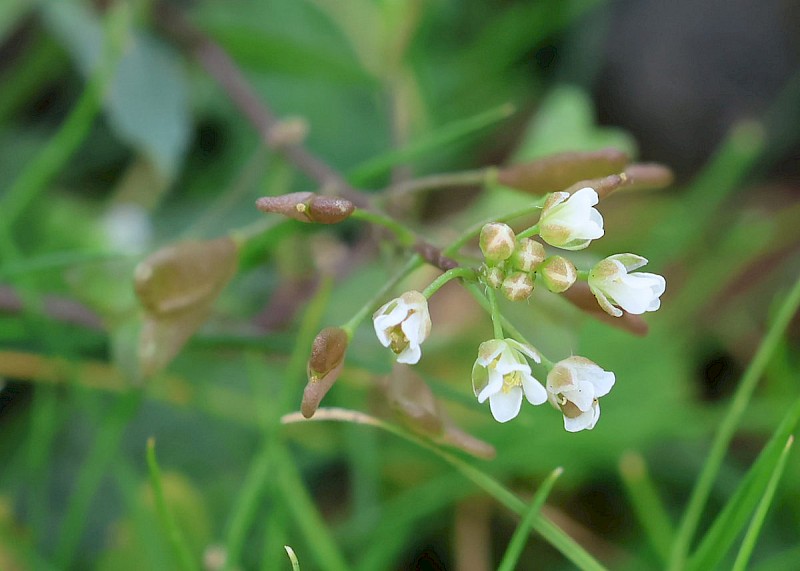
[
  {"xmin": 497, "ymin": 467, "xmax": 564, "ymax": 571},
  {"xmin": 731, "ymin": 436, "xmax": 794, "ymax": 571},
  {"xmin": 619, "ymin": 452, "xmax": 675, "ymax": 564},
  {"xmin": 283, "ymin": 408, "xmax": 609, "ymax": 571},
  {"xmin": 284, "ymin": 545, "xmax": 301, "ymax": 571},
  {"xmin": 348, "ymin": 103, "xmax": 515, "ymax": 186},
  {"xmin": 668, "ymin": 274, "xmax": 800, "ymax": 571},
  {"xmin": 146, "ymin": 438, "xmax": 200, "ymax": 571},
  {"xmin": 685, "ymin": 397, "xmax": 800, "ymax": 571}
]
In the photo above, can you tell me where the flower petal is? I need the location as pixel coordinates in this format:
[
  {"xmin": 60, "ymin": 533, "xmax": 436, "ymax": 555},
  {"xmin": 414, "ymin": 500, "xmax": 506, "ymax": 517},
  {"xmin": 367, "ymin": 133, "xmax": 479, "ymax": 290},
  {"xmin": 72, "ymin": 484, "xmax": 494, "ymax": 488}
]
[
  {"xmin": 489, "ymin": 388, "xmax": 523, "ymax": 423},
  {"xmin": 477, "ymin": 370, "xmax": 503, "ymax": 403},
  {"xmin": 396, "ymin": 343, "xmax": 421, "ymax": 365},
  {"xmin": 563, "ymin": 403, "xmax": 599, "ymax": 432},
  {"xmin": 521, "ymin": 374, "xmax": 547, "ymax": 405}
]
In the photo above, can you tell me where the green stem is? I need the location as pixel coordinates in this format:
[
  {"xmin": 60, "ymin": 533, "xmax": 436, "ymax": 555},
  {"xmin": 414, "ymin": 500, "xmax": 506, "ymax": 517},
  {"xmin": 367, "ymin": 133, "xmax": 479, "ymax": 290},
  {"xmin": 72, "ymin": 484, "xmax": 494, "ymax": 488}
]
[
  {"xmin": 466, "ymin": 284, "xmax": 553, "ymax": 367},
  {"xmin": 487, "ymin": 288, "xmax": 504, "ymax": 339},
  {"xmin": 577, "ymin": 269, "xmax": 590, "ymax": 281},
  {"xmin": 381, "ymin": 167, "xmax": 496, "ymax": 199},
  {"xmin": 443, "ymin": 197, "xmax": 546, "ymax": 257},
  {"xmin": 516, "ymin": 224, "xmax": 540, "ymax": 240},
  {"xmin": 668, "ymin": 272, "xmax": 800, "ymax": 571},
  {"xmin": 497, "ymin": 467, "xmax": 564, "ymax": 571},
  {"xmin": 341, "ymin": 255, "xmax": 423, "ymax": 337},
  {"xmin": 350, "ymin": 208, "xmax": 417, "ymax": 247},
  {"xmin": 147, "ymin": 438, "xmax": 200, "ymax": 571},
  {"xmin": 422, "ymin": 267, "xmax": 477, "ymax": 298}
]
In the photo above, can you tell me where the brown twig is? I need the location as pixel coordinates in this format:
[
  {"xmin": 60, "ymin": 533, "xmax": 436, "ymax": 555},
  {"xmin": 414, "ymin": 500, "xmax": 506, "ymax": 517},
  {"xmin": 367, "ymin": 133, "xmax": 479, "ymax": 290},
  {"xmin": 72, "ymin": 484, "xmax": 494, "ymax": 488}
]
[{"xmin": 0, "ymin": 285, "xmax": 104, "ymax": 330}]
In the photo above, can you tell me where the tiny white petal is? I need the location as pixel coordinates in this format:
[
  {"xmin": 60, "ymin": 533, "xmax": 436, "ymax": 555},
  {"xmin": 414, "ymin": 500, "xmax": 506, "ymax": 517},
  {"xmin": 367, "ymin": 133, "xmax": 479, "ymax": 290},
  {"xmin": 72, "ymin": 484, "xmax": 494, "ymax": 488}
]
[
  {"xmin": 489, "ymin": 388, "xmax": 523, "ymax": 423},
  {"xmin": 522, "ymin": 374, "xmax": 548, "ymax": 405}
]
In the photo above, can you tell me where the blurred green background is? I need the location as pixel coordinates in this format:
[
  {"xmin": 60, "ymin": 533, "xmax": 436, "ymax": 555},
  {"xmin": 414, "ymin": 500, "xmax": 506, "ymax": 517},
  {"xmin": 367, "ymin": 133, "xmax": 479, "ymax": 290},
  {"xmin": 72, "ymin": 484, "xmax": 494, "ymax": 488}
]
[{"xmin": 1, "ymin": 0, "xmax": 799, "ymax": 570}]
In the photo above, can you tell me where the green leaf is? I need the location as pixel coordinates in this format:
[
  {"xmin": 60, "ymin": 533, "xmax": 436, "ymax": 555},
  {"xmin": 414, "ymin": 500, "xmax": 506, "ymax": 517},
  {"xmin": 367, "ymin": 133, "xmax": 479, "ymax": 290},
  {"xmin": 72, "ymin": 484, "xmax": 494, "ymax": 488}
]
[{"xmin": 514, "ymin": 85, "xmax": 637, "ymax": 160}]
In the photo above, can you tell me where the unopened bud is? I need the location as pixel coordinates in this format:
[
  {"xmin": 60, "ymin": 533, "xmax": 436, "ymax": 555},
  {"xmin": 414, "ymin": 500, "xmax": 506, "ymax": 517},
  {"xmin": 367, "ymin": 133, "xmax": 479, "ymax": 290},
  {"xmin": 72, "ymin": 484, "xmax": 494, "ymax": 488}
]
[
  {"xmin": 510, "ymin": 238, "xmax": 546, "ymax": 272},
  {"xmin": 302, "ymin": 327, "xmax": 349, "ymax": 418},
  {"xmin": 501, "ymin": 271, "xmax": 534, "ymax": 301},
  {"xmin": 539, "ymin": 256, "xmax": 577, "ymax": 293},
  {"xmin": 479, "ymin": 223, "xmax": 515, "ymax": 264},
  {"xmin": 256, "ymin": 193, "xmax": 354, "ymax": 224},
  {"xmin": 482, "ymin": 265, "xmax": 505, "ymax": 289}
]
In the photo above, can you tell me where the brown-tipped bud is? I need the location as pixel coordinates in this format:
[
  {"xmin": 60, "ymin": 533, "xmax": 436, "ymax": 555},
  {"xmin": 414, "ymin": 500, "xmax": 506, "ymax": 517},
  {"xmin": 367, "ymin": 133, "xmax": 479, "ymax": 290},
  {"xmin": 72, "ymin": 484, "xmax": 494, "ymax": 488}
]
[
  {"xmin": 302, "ymin": 327, "xmax": 349, "ymax": 418},
  {"xmin": 266, "ymin": 117, "xmax": 309, "ymax": 148},
  {"xmin": 510, "ymin": 238, "xmax": 546, "ymax": 272},
  {"xmin": 539, "ymin": 256, "xmax": 577, "ymax": 293},
  {"xmin": 306, "ymin": 196, "xmax": 355, "ymax": 224},
  {"xmin": 501, "ymin": 271, "xmax": 534, "ymax": 301},
  {"xmin": 482, "ymin": 265, "xmax": 505, "ymax": 289},
  {"xmin": 255, "ymin": 193, "xmax": 354, "ymax": 224},
  {"xmin": 479, "ymin": 223, "xmax": 515, "ymax": 264},
  {"xmin": 497, "ymin": 149, "xmax": 629, "ymax": 195}
]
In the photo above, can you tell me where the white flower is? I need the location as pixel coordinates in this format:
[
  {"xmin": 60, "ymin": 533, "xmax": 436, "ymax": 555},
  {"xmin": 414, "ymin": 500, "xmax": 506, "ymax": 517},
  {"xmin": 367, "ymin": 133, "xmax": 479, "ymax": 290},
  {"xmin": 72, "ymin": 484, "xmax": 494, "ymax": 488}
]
[
  {"xmin": 538, "ymin": 187, "xmax": 604, "ymax": 250},
  {"xmin": 588, "ymin": 254, "xmax": 666, "ymax": 317},
  {"xmin": 547, "ymin": 356, "xmax": 615, "ymax": 432},
  {"xmin": 373, "ymin": 291, "xmax": 432, "ymax": 365},
  {"xmin": 472, "ymin": 339, "xmax": 547, "ymax": 423}
]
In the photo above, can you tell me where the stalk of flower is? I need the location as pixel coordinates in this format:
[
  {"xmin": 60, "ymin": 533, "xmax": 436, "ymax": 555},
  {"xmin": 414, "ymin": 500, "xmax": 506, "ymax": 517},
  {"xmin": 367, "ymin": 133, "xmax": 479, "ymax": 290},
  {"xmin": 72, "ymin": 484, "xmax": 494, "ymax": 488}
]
[
  {"xmin": 536, "ymin": 187, "xmax": 604, "ymax": 250},
  {"xmin": 472, "ymin": 339, "xmax": 547, "ymax": 423},
  {"xmin": 546, "ymin": 356, "xmax": 615, "ymax": 432},
  {"xmin": 373, "ymin": 290, "xmax": 432, "ymax": 364},
  {"xmin": 588, "ymin": 254, "xmax": 666, "ymax": 317}
]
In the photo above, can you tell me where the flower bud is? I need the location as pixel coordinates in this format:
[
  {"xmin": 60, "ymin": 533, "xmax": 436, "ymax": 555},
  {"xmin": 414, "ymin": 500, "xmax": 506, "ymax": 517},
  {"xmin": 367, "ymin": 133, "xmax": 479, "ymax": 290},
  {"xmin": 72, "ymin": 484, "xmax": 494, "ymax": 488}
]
[
  {"xmin": 539, "ymin": 256, "xmax": 577, "ymax": 293},
  {"xmin": 479, "ymin": 223, "xmax": 515, "ymax": 264},
  {"xmin": 510, "ymin": 238, "xmax": 546, "ymax": 272},
  {"xmin": 501, "ymin": 271, "xmax": 534, "ymax": 301},
  {"xmin": 255, "ymin": 193, "xmax": 354, "ymax": 224},
  {"xmin": 482, "ymin": 265, "xmax": 505, "ymax": 289},
  {"xmin": 302, "ymin": 327, "xmax": 350, "ymax": 418}
]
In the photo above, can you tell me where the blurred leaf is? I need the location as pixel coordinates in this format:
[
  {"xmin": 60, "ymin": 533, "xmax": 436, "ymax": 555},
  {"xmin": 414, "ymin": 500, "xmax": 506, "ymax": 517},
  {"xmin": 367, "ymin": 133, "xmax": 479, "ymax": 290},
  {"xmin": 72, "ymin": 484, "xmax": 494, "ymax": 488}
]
[
  {"xmin": 43, "ymin": 3, "xmax": 190, "ymax": 178},
  {"xmin": 514, "ymin": 85, "xmax": 637, "ymax": 160}
]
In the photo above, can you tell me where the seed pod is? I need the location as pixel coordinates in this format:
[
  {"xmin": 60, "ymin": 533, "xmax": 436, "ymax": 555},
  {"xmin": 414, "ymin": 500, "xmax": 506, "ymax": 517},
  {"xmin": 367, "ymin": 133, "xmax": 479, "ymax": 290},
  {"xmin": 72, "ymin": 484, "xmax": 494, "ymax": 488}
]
[
  {"xmin": 255, "ymin": 193, "xmax": 354, "ymax": 224},
  {"xmin": 302, "ymin": 327, "xmax": 350, "ymax": 418},
  {"xmin": 539, "ymin": 256, "xmax": 577, "ymax": 293},
  {"xmin": 482, "ymin": 265, "xmax": 505, "ymax": 289}
]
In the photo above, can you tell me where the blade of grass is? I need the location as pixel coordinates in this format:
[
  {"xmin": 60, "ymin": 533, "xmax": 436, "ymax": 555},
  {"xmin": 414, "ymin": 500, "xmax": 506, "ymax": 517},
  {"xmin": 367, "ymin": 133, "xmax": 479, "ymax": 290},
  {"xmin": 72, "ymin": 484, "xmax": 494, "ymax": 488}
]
[
  {"xmin": 146, "ymin": 438, "xmax": 200, "ymax": 571},
  {"xmin": 283, "ymin": 408, "xmax": 608, "ymax": 571},
  {"xmin": 497, "ymin": 467, "xmax": 564, "ymax": 571},
  {"xmin": 619, "ymin": 452, "xmax": 675, "ymax": 564},
  {"xmin": 223, "ymin": 279, "xmax": 334, "ymax": 569},
  {"xmin": 668, "ymin": 273, "xmax": 800, "ymax": 571},
  {"xmin": 285, "ymin": 545, "xmax": 301, "ymax": 571},
  {"xmin": 348, "ymin": 103, "xmax": 514, "ymax": 186},
  {"xmin": 731, "ymin": 436, "xmax": 794, "ymax": 571},
  {"xmin": 53, "ymin": 389, "xmax": 143, "ymax": 567},
  {"xmin": 273, "ymin": 442, "xmax": 350, "ymax": 571},
  {"xmin": 0, "ymin": 2, "xmax": 130, "ymax": 260},
  {"xmin": 685, "ymin": 398, "xmax": 800, "ymax": 571}
]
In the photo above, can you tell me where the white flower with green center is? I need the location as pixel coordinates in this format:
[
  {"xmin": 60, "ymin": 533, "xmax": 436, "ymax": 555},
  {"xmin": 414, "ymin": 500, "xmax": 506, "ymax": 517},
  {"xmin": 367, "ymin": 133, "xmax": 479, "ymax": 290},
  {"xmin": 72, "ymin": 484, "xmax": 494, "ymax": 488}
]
[
  {"xmin": 588, "ymin": 254, "xmax": 666, "ymax": 317},
  {"xmin": 538, "ymin": 187, "xmax": 604, "ymax": 250},
  {"xmin": 472, "ymin": 339, "xmax": 547, "ymax": 423},
  {"xmin": 373, "ymin": 291, "xmax": 432, "ymax": 365},
  {"xmin": 546, "ymin": 356, "xmax": 615, "ymax": 432}
]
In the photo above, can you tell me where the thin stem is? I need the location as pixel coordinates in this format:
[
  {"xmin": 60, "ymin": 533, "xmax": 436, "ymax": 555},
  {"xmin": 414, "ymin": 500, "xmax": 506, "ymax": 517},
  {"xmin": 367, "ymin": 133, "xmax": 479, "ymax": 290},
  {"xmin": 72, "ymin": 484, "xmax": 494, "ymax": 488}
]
[
  {"xmin": 577, "ymin": 270, "xmax": 590, "ymax": 281},
  {"xmin": 517, "ymin": 224, "xmax": 540, "ymax": 240},
  {"xmin": 465, "ymin": 284, "xmax": 553, "ymax": 367},
  {"xmin": 341, "ymin": 255, "xmax": 424, "ymax": 337},
  {"xmin": 422, "ymin": 267, "xmax": 477, "ymax": 298},
  {"xmin": 382, "ymin": 167, "xmax": 496, "ymax": 199},
  {"xmin": 668, "ymin": 272, "xmax": 800, "ymax": 571},
  {"xmin": 349, "ymin": 208, "xmax": 418, "ymax": 246},
  {"xmin": 487, "ymin": 288, "xmax": 504, "ymax": 339},
  {"xmin": 443, "ymin": 198, "xmax": 546, "ymax": 257}
]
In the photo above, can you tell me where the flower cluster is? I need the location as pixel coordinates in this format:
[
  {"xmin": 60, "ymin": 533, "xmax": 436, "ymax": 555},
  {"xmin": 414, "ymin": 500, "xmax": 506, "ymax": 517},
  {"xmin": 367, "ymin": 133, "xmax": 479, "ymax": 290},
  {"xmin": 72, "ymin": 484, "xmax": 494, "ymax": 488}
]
[{"xmin": 359, "ymin": 186, "xmax": 665, "ymax": 431}]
